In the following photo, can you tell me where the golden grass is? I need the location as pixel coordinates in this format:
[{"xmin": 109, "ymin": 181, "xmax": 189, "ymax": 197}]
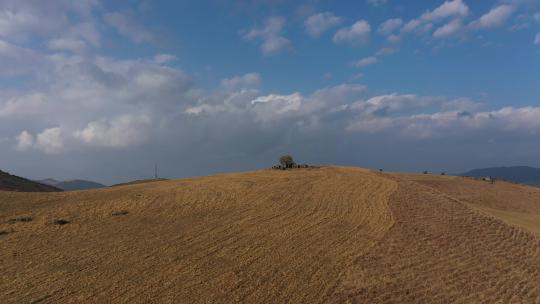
[
  {"xmin": 0, "ymin": 167, "xmax": 396, "ymax": 303},
  {"xmin": 0, "ymin": 167, "xmax": 539, "ymax": 303},
  {"xmin": 402, "ymin": 173, "xmax": 540, "ymax": 235}
]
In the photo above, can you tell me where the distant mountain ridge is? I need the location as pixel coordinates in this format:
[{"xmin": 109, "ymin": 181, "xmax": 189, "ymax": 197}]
[
  {"xmin": 460, "ymin": 166, "xmax": 540, "ymax": 186},
  {"xmin": 0, "ymin": 170, "xmax": 62, "ymax": 192},
  {"xmin": 38, "ymin": 179, "xmax": 106, "ymax": 191}
]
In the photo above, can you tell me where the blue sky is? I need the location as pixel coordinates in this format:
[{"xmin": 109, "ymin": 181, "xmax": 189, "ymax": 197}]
[{"xmin": 1, "ymin": 0, "xmax": 540, "ymax": 184}]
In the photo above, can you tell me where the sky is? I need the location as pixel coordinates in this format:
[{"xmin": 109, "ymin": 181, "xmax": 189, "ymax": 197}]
[{"xmin": 1, "ymin": 0, "xmax": 540, "ymax": 185}]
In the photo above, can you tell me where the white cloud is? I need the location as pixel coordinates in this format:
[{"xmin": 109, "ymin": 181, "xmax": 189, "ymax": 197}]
[
  {"xmin": 305, "ymin": 12, "xmax": 342, "ymax": 37},
  {"xmin": 420, "ymin": 0, "xmax": 469, "ymax": 22},
  {"xmin": 1, "ymin": 48, "xmax": 192, "ymax": 153},
  {"xmin": 387, "ymin": 34, "xmax": 401, "ymax": 43},
  {"xmin": 74, "ymin": 115, "xmax": 152, "ymax": 148},
  {"xmin": 345, "ymin": 93, "xmax": 540, "ymax": 140},
  {"xmin": 349, "ymin": 94, "xmax": 439, "ymax": 116},
  {"xmin": 376, "ymin": 47, "xmax": 398, "ymax": 56},
  {"xmin": 535, "ymin": 33, "xmax": 540, "ymax": 44},
  {"xmin": 47, "ymin": 38, "xmax": 87, "ymax": 52},
  {"xmin": 353, "ymin": 56, "xmax": 378, "ymax": 67},
  {"xmin": 333, "ymin": 20, "xmax": 371, "ymax": 44},
  {"xmin": 535, "ymin": 13, "xmax": 540, "ymax": 23},
  {"xmin": 261, "ymin": 36, "xmax": 291, "ymax": 55},
  {"xmin": 433, "ymin": 19, "xmax": 464, "ymax": 38},
  {"xmin": 186, "ymin": 83, "xmax": 367, "ymax": 125},
  {"xmin": 0, "ymin": 92, "xmax": 46, "ymax": 117},
  {"xmin": 15, "ymin": 131, "xmax": 34, "ymax": 151},
  {"xmin": 243, "ymin": 16, "xmax": 291, "ymax": 55},
  {"xmin": 104, "ymin": 12, "xmax": 157, "ymax": 44},
  {"xmin": 470, "ymin": 5, "xmax": 515, "ymax": 29},
  {"xmin": 378, "ymin": 18, "xmax": 403, "ymax": 35},
  {"xmin": 401, "ymin": 0, "xmax": 469, "ymax": 35},
  {"xmin": 367, "ymin": 0, "xmax": 387, "ymax": 7},
  {"xmin": 35, "ymin": 127, "xmax": 65, "ymax": 154},
  {"xmin": 153, "ymin": 54, "xmax": 177, "ymax": 64},
  {"xmin": 0, "ymin": 39, "xmax": 47, "ymax": 77},
  {"xmin": 402, "ymin": 19, "xmax": 422, "ymax": 33},
  {"xmin": 222, "ymin": 73, "xmax": 262, "ymax": 90},
  {"xmin": 311, "ymin": 84, "xmax": 368, "ymax": 101},
  {"xmin": 251, "ymin": 93, "xmax": 303, "ymax": 122}
]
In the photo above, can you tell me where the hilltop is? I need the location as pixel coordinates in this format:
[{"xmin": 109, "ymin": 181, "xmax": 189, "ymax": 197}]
[
  {"xmin": 461, "ymin": 166, "xmax": 540, "ymax": 186},
  {"xmin": 0, "ymin": 170, "xmax": 61, "ymax": 192},
  {"xmin": 0, "ymin": 167, "xmax": 539, "ymax": 303}
]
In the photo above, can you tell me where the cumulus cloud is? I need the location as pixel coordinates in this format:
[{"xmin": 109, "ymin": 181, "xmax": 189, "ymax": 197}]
[
  {"xmin": 221, "ymin": 73, "xmax": 262, "ymax": 90},
  {"xmin": 153, "ymin": 54, "xmax": 177, "ymax": 64},
  {"xmin": 470, "ymin": 5, "xmax": 515, "ymax": 29},
  {"xmin": 433, "ymin": 19, "xmax": 464, "ymax": 38},
  {"xmin": 353, "ymin": 56, "xmax": 378, "ymax": 67},
  {"xmin": 243, "ymin": 16, "xmax": 291, "ymax": 55},
  {"xmin": 419, "ymin": 0, "xmax": 469, "ymax": 22},
  {"xmin": 387, "ymin": 34, "xmax": 401, "ymax": 43},
  {"xmin": 35, "ymin": 127, "xmax": 65, "ymax": 154},
  {"xmin": 375, "ymin": 47, "xmax": 398, "ymax": 56},
  {"xmin": 0, "ymin": 39, "xmax": 47, "ymax": 77},
  {"xmin": 185, "ymin": 83, "xmax": 367, "ymax": 125},
  {"xmin": 2, "ymin": 46, "xmax": 192, "ymax": 154},
  {"xmin": 333, "ymin": 20, "xmax": 371, "ymax": 44},
  {"xmin": 104, "ymin": 12, "xmax": 157, "ymax": 44},
  {"xmin": 73, "ymin": 115, "xmax": 152, "ymax": 148},
  {"xmin": 402, "ymin": 0, "xmax": 469, "ymax": 35},
  {"xmin": 305, "ymin": 12, "xmax": 342, "ymax": 37},
  {"xmin": 377, "ymin": 18, "xmax": 403, "ymax": 35},
  {"xmin": 47, "ymin": 38, "xmax": 87, "ymax": 52},
  {"xmin": 251, "ymin": 93, "xmax": 303, "ymax": 122},
  {"xmin": 15, "ymin": 131, "xmax": 34, "ymax": 151},
  {"xmin": 0, "ymin": 1, "xmax": 98, "ymax": 40},
  {"xmin": 345, "ymin": 93, "xmax": 540, "ymax": 141},
  {"xmin": 367, "ymin": 0, "xmax": 388, "ymax": 7}
]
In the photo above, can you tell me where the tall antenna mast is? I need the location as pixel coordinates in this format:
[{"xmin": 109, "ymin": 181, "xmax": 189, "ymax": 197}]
[{"xmin": 154, "ymin": 163, "xmax": 158, "ymax": 179}]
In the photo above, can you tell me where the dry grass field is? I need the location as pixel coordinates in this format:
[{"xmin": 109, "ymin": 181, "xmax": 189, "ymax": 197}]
[{"xmin": 0, "ymin": 167, "xmax": 539, "ymax": 303}]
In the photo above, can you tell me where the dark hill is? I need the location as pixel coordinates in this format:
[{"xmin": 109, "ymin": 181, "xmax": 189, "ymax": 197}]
[
  {"xmin": 0, "ymin": 170, "xmax": 62, "ymax": 192},
  {"xmin": 460, "ymin": 166, "xmax": 540, "ymax": 186},
  {"xmin": 38, "ymin": 179, "xmax": 106, "ymax": 191}
]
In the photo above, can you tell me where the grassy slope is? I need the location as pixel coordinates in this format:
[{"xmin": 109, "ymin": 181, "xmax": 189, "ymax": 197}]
[{"xmin": 0, "ymin": 167, "xmax": 539, "ymax": 303}]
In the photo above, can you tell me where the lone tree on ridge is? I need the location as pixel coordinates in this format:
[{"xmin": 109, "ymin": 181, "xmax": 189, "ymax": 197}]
[{"xmin": 279, "ymin": 155, "xmax": 295, "ymax": 169}]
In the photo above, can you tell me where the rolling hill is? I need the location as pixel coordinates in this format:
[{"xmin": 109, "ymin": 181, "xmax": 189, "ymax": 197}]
[
  {"xmin": 0, "ymin": 170, "xmax": 61, "ymax": 192},
  {"xmin": 461, "ymin": 166, "xmax": 540, "ymax": 186},
  {"xmin": 1, "ymin": 167, "xmax": 539, "ymax": 303},
  {"xmin": 38, "ymin": 178, "xmax": 106, "ymax": 191}
]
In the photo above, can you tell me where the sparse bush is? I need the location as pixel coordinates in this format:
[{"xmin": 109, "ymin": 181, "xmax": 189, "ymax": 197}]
[
  {"xmin": 112, "ymin": 210, "xmax": 129, "ymax": 216},
  {"xmin": 279, "ymin": 155, "xmax": 295, "ymax": 169},
  {"xmin": 8, "ymin": 216, "xmax": 33, "ymax": 223},
  {"xmin": 51, "ymin": 219, "xmax": 70, "ymax": 225},
  {"xmin": 423, "ymin": 171, "xmax": 429, "ymax": 174}
]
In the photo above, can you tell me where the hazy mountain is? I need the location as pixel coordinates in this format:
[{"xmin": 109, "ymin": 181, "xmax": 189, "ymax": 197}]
[
  {"xmin": 38, "ymin": 179, "xmax": 106, "ymax": 191},
  {"xmin": 460, "ymin": 166, "xmax": 540, "ymax": 186},
  {"xmin": 0, "ymin": 170, "xmax": 62, "ymax": 192}
]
